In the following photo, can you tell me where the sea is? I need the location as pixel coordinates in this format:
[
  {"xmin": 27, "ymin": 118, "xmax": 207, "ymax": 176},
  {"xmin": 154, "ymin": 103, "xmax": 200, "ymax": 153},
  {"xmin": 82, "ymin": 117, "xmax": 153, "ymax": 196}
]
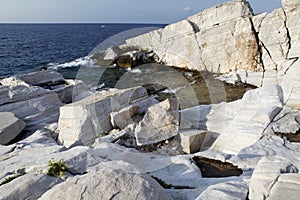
[
  {"xmin": 0, "ymin": 23, "xmax": 254, "ymax": 107},
  {"xmin": 0, "ymin": 23, "xmax": 165, "ymax": 80}
]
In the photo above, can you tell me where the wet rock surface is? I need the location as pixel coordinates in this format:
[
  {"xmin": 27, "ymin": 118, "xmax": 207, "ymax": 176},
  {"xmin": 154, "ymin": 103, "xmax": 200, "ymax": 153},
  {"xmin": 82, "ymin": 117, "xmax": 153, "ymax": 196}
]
[{"xmin": 114, "ymin": 64, "xmax": 256, "ymax": 109}]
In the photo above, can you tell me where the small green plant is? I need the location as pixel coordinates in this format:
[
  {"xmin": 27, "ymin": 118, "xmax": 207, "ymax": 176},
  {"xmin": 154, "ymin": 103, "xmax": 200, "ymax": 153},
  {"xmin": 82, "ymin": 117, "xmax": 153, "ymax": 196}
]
[
  {"xmin": 98, "ymin": 131, "xmax": 109, "ymax": 138},
  {"xmin": 0, "ymin": 173, "xmax": 25, "ymax": 186},
  {"xmin": 46, "ymin": 158, "xmax": 69, "ymax": 177}
]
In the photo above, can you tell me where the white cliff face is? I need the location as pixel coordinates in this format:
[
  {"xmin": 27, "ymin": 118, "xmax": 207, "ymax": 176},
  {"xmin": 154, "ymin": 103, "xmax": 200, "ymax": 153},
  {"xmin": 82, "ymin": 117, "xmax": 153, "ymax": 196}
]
[
  {"xmin": 188, "ymin": 0, "xmax": 253, "ymax": 29},
  {"xmin": 126, "ymin": 20, "xmax": 205, "ymax": 71},
  {"xmin": 126, "ymin": 0, "xmax": 260, "ymax": 73},
  {"xmin": 124, "ymin": 0, "xmax": 300, "ymax": 91},
  {"xmin": 197, "ymin": 16, "xmax": 260, "ymax": 73},
  {"xmin": 191, "ymin": 0, "xmax": 260, "ymax": 73},
  {"xmin": 255, "ymin": 9, "xmax": 289, "ymax": 72},
  {"xmin": 282, "ymin": 0, "xmax": 300, "ymax": 58},
  {"xmin": 160, "ymin": 20, "xmax": 204, "ymax": 71},
  {"xmin": 282, "ymin": 0, "xmax": 300, "ymax": 11}
]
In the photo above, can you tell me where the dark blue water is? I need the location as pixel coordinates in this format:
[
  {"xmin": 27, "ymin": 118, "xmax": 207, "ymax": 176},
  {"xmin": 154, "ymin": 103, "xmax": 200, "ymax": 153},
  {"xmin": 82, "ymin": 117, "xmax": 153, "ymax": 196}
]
[{"xmin": 0, "ymin": 24, "xmax": 164, "ymax": 78}]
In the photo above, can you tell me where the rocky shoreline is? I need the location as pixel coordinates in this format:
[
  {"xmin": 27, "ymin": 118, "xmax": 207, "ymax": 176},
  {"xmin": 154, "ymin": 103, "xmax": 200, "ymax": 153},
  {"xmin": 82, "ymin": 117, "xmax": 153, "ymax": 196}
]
[{"xmin": 1, "ymin": 0, "xmax": 300, "ymax": 200}]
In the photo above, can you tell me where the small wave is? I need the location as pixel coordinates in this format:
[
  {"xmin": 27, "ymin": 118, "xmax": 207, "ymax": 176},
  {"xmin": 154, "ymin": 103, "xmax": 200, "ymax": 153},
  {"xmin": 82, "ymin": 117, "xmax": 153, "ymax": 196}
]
[
  {"xmin": 47, "ymin": 56, "xmax": 96, "ymax": 69},
  {"xmin": 130, "ymin": 69, "xmax": 142, "ymax": 74},
  {"xmin": 161, "ymin": 86, "xmax": 186, "ymax": 94},
  {"xmin": 90, "ymin": 83, "xmax": 106, "ymax": 92}
]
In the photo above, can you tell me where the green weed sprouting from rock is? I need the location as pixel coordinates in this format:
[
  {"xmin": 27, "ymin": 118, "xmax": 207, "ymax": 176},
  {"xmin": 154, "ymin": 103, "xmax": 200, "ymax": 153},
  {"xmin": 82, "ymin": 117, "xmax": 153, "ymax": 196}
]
[
  {"xmin": 98, "ymin": 131, "xmax": 109, "ymax": 138},
  {"xmin": 46, "ymin": 158, "xmax": 69, "ymax": 177}
]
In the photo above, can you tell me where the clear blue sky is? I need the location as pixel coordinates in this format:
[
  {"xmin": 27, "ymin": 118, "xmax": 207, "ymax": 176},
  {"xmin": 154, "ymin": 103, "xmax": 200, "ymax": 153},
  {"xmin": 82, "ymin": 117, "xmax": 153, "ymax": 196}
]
[{"xmin": 0, "ymin": 0, "xmax": 282, "ymax": 24}]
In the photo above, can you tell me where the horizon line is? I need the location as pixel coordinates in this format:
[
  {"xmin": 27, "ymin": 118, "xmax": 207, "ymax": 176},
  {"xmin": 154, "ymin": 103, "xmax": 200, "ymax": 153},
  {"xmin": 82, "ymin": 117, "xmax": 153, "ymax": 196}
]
[{"xmin": 0, "ymin": 22, "xmax": 168, "ymax": 25}]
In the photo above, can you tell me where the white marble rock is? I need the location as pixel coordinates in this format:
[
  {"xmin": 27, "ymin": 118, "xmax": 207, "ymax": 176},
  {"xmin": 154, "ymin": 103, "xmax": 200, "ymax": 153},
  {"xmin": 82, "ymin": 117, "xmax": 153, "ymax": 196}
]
[
  {"xmin": 0, "ymin": 112, "xmax": 26, "ymax": 145},
  {"xmin": 135, "ymin": 98, "xmax": 179, "ymax": 146},
  {"xmin": 39, "ymin": 169, "xmax": 172, "ymax": 200},
  {"xmin": 58, "ymin": 86, "xmax": 147, "ymax": 147},
  {"xmin": 180, "ymin": 129, "xmax": 208, "ymax": 154}
]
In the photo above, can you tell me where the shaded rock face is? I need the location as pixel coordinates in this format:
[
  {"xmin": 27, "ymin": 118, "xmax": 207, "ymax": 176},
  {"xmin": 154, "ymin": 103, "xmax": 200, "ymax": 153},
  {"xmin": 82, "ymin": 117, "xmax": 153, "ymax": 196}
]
[
  {"xmin": 192, "ymin": 157, "xmax": 243, "ymax": 178},
  {"xmin": 180, "ymin": 130, "xmax": 208, "ymax": 154},
  {"xmin": 0, "ymin": 85, "xmax": 50, "ymax": 106},
  {"xmin": 96, "ymin": 45, "xmax": 157, "ymax": 69},
  {"xmin": 39, "ymin": 169, "xmax": 172, "ymax": 200},
  {"xmin": 52, "ymin": 79, "xmax": 89, "ymax": 104},
  {"xmin": 110, "ymin": 105, "xmax": 140, "ymax": 129},
  {"xmin": 0, "ymin": 112, "xmax": 26, "ymax": 144}
]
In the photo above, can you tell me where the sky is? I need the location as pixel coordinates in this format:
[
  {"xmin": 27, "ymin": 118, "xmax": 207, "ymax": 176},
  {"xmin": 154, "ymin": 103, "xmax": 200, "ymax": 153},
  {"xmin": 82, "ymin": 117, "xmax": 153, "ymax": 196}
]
[{"xmin": 0, "ymin": 0, "xmax": 282, "ymax": 24}]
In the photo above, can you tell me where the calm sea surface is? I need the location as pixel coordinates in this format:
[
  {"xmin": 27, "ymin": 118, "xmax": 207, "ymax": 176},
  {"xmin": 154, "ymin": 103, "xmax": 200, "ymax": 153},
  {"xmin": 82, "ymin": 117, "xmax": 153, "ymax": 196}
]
[{"xmin": 0, "ymin": 23, "xmax": 164, "ymax": 78}]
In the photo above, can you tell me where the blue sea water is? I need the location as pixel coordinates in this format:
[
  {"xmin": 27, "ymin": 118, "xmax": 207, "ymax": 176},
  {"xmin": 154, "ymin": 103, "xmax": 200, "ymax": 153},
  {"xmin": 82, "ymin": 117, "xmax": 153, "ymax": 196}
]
[{"xmin": 0, "ymin": 23, "xmax": 164, "ymax": 78}]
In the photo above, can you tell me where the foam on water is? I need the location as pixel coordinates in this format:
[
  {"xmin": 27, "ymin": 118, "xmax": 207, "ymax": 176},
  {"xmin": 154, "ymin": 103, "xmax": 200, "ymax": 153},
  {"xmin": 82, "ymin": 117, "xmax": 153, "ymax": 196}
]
[
  {"xmin": 161, "ymin": 86, "xmax": 186, "ymax": 94},
  {"xmin": 47, "ymin": 56, "xmax": 96, "ymax": 70}
]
